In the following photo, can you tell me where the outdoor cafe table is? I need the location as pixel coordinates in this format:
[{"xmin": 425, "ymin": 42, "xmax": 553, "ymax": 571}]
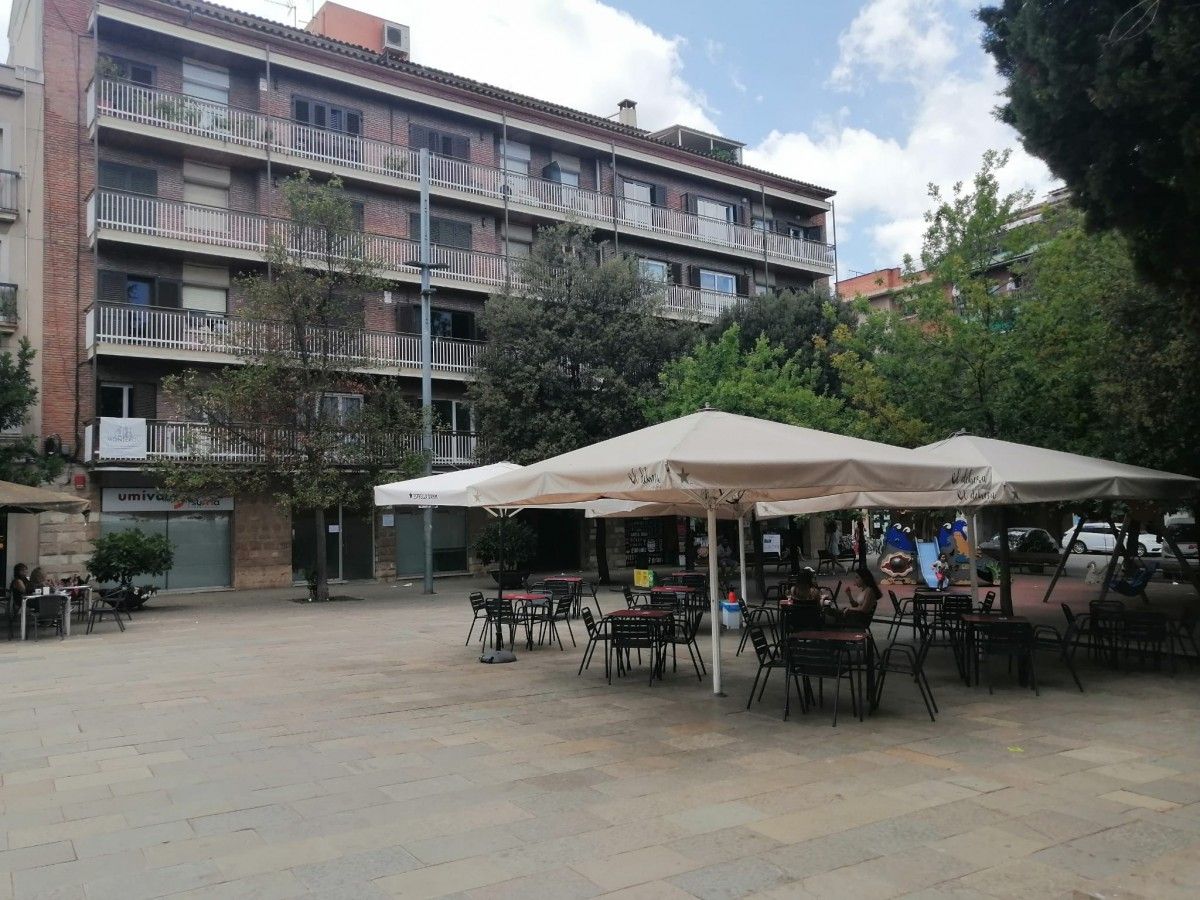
[
  {"xmin": 544, "ymin": 576, "xmax": 586, "ymax": 616},
  {"xmin": 606, "ymin": 609, "xmax": 673, "ymax": 679},
  {"xmin": 785, "ymin": 627, "xmax": 877, "ymax": 712},
  {"xmin": 960, "ymin": 614, "xmax": 1030, "ymax": 686},
  {"xmin": 19, "ymin": 592, "xmax": 71, "ymax": 640},
  {"xmin": 503, "ymin": 591, "xmax": 550, "ymax": 650}
]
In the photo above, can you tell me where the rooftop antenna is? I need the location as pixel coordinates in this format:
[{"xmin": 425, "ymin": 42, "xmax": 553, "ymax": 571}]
[{"xmin": 258, "ymin": 0, "xmax": 304, "ymax": 28}]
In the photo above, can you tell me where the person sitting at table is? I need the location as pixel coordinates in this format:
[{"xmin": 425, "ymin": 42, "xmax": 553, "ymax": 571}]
[
  {"xmin": 10, "ymin": 563, "xmax": 30, "ymax": 598},
  {"xmin": 839, "ymin": 567, "xmax": 881, "ymax": 625},
  {"xmin": 29, "ymin": 567, "xmax": 51, "ymax": 591}
]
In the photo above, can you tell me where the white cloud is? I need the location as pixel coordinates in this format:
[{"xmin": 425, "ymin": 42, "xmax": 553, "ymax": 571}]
[
  {"xmin": 228, "ymin": 0, "xmax": 718, "ymax": 133},
  {"xmin": 830, "ymin": 0, "xmax": 959, "ymax": 90},
  {"xmin": 746, "ymin": 61, "xmax": 1056, "ymax": 268}
]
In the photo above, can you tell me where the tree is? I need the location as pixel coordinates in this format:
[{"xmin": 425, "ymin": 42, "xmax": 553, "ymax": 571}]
[
  {"xmin": 0, "ymin": 338, "xmax": 64, "ymax": 485},
  {"xmin": 714, "ymin": 288, "xmax": 858, "ymax": 395},
  {"xmin": 87, "ymin": 528, "xmax": 174, "ymax": 590},
  {"xmin": 468, "ymin": 222, "xmax": 696, "ymax": 582},
  {"xmin": 157, "ymin": 173, "xmax": 423, "ymax": 600},
  {"xmin": 979, "ymin": 1, "xmax": 1200, "ymax": 308},
  {"xmin": 831, "ymin": 150, "xmax": 1037, "ymax": 443}
]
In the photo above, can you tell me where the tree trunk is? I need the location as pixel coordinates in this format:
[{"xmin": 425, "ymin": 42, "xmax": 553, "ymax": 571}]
[
  {"xmin": 749, "ymin": 513, "xmax": 767, "ymax": 601},
  {"xmin": 594, "ymin": 518, "xmax": 611, "ymax": 584},
  {"xmin": 997, "ymin": 506, "xmax": 1013, "ymax": 617},
  {"xmin": 788, "ymin": 517, "xmax": 800, "ymax": 575},
  {"xmin": 684, "ymin": 518, "xmax": 696, "ymax": 571},
  {"xmin": 313, "ymin": 506, "xmax": 330, "ymax": 601}
]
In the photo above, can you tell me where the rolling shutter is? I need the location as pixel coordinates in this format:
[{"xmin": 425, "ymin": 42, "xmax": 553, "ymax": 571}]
[
  {"xmin": 156, "ymin": 279, "xmax": 182, "ymax": 309},
  {"xmin": 97, "ymin": 270, "xmax": 127, "ymax": 305},
  {"xmin": 735, "ymin": 274, "xmax": 750, "ymax": 296},
  {"xmin": 668, "ymin": 262, "xmax": 683, "ymax": 285},
  {"xmin": 650, "ymin": 183, "xmax": 669, "ymax": 207},
  {"xmin": 449, "ymin": 135, "xmax": 471, "ymax": 160}
]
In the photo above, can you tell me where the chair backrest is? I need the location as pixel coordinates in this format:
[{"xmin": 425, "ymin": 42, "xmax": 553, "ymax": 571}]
[
  {"xmin": 581, "ymin": 607, "xmax": 598, "ymax": 637},
  {"xmin": 1061, "ymin": 603, "xmax": 1077, "ymax": 625},
  {"xmin": 1090, "ymin": 598, "xmax": 1126, "ymax": 617},
  {"xmin": 780, "ymin": 600, "xmax": 823, "ymax": 632},
  {"xmin": 469, "ymin": 592, "xmax": 486, "ymax": 612},
  {"xmin": 1124, "ymin": 610, "xmax": 1167, "ymax": 638},
  {"xmin": 981, "ymin": 620, "xmax": 1034, "ymax": 648},
  {"xmin": 829, "ymin": 581, "xmax": 842, "ymax": 605},
  {"xmin": 785, "ymin": 638, "xmax": 846, "ymax": 676},
  {"xmin": 622, "ymin": 585, "xmax": 636, "ymax": 608},
  {"xmin": 649, "ymin": 596, "xmax": 677, "ymax": 611},
  {"xmin": 888, "ymin": 589, "xmax": 902, "ymax": 615},
  {"xmin": 749, "ymin": 627, "xmax": 774, "ymax": 665},
  {"xmin": 554, "ymin": 594, "xmax": 573, "ymax": 616},
  {"xmin": 610, "ymin": 617, "xmax": 655, "ymax": 648},
  {"xmin": 981, "ymin": 591, "xmax": 996, "ymax": 614},
  {"xmin": 940, "ymin": 596, "xmax": 974, "ymax": 618}
]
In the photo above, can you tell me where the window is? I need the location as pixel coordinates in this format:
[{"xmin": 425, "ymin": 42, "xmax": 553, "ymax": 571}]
[
  {"xmin": 638, "ymin": 259, "xmax": 669, "ymax": 282},
  {"xmin": 182, "ymin": 61, "xmax": 229, "ymax": 106},
  {"xmin": 182, "ymin": 162, "xmax": 230, "ymax": 209},
  {"xmin": 559, "ymin": 170, "xmax": 580, "ymax": 187},
  {"xmin": 182, "ymin": 264, "xmax": 229, "ymax": 315},
  {"xmin": 499, "ymin": 140, "xmax": 531, "ymax": 176},
  {"xmin": 293, "ymin": 97, "xmax": 362, "ymax": 135},
  {"xmin": 98, "ymin": 271, "xmax": 181, "ymax": 308},
  {"xmin": 507, "ymin": 239, "xmax": 532, "ymax": 259},
  {"xmin": 409, "ymin": 213, "xmax": 472, "ymax": 250},
  {"xmin": 699, "ymin": 269, "xmax": 737, "ymax": 294},
  {"xmin": 98, "ymin": 383, "xmax": 133, "ymax": 418},
  {"xmin": 320, "ymin": 393, "xmax": 363, "ymax": 425},
  {"xmin": 432, "ymin": 399, "xmax": 474, "ymax": 433},
  {"xmin": 752, "ymin": 217, "xmax": 772, "ymax": 233},
  {"xmin": 430, "ymin": 308, "xmax": 476, "ymax": 340},
  {"xmin": 696, "ymin": 197, "xmax": 734, "ymax": 222},
  {"xmin": 409, "ymin": 124, "xmax": 470, "ymax": 160},
  {"xmin": 622, "ymin": 180, "xmax": 653, "ymax": 205},
  {"xmin": 98, "ymin": 161, "xmax": 157, "ymax": 195},
  {"xmin": 102, "ymin": 55, "xmax": 153, "ymax": 86}
]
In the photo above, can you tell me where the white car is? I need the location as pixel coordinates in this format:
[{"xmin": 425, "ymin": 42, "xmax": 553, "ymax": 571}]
[{"xmin": 1065, "ymin": 522, "xmax": 1161, "ymax": 557}]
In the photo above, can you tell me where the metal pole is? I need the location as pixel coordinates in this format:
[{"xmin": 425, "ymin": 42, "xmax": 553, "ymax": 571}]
[
  {"xmin": 738, "ymin": 513, "xmax": 748, "ymax": 602},
  {"xmin": 707, "ymin": 507, "xmax": 723, "ymax": 696},
  {"xmin": 759, "ymin": 184, "xmax": 769, "ymax": 291},
  {"xmin": 501, "ymin": 113, "xmax": 511, "ymax": 293},
  {"xmin": 419, "ymin": 149, "xmax": 434, "ymax": 595},
  {"xmin": 1043, "ymin": 515, "xmax": 1084, "ymax": 603},
  {"xmin": 970, "ymin": 510, "xmax": 980, "ymax": 606}
]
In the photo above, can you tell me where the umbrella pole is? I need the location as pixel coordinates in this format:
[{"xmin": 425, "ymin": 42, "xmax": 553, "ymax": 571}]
[
  {"xmin": 998, "ymin": 506, "xmax": 1013, "ymax": 617},
  {"xmin": 708, "ymin": 507, "xmax": 723, "ymax": 696},
  {"xmin": 969, "ymin": 509, "xmax": 980, "ymax": 606},
  {"xmin": 738, "ymin": 514, "xmax": 748, "ymax": 602}
]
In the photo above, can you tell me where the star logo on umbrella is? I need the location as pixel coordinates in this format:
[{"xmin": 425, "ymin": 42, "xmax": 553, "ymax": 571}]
[{"xmin": 678, "ymin": 468, "xmax": 690, "ymax": 484}]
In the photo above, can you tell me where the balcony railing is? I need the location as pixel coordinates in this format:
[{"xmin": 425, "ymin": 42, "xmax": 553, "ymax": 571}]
[
  {"xmin": 86, "ymin": 419, "xmax": 477, "ymax": 467},
  {"xmin": 86, "ymin": 303, "xmax": 482, "ymax": 374},
  {"xmin": 92, "ymin": 78, "xmax": 835, "ymax": 271},
  {"xmin": 0, "ymin": 283, "xmax": 16, "ymax": 327},
  {"xmin": 662, "ymin": 284, "xmax": 745, "ymax": 320},
  {"xmin": 0, "ymin": 169, "xmax": 19, "ymax": 215}
]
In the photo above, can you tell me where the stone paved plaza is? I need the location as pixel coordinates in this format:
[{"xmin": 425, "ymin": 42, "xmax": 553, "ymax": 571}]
[{"xmin": 2, "ymin": 574, "xmax": 1200, "ymax": 899}]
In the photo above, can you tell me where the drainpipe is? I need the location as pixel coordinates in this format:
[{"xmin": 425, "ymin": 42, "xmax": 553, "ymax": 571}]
[
  {"xmin": 501, "ymin": 112, "xmax": 510, "ymax": 292},
  {"xmin": 609, "ymin": 142, "xmax": 619, "ymax": 251},
  {"xmin": 829, "ymin": 198, "xmax": 839, "ymax": 294}
]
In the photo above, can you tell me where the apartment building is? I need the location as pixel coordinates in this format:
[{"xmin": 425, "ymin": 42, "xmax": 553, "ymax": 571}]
[{"xmin": 8, "ymin": 0, "xmax": 836, "ymax": 589}]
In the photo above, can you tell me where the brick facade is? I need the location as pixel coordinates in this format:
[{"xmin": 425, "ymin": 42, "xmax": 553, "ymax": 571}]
[{"xmin": 232, "ymin": 494, "xmax": 292, "ymax": 588}]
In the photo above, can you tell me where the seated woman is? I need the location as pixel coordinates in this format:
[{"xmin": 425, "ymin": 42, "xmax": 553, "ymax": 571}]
[
  {"xmin": 10, "ymin": 563, "xmax": 30, "ymax": 598},
  {"xmin": 29, "ymin": 567, "xmax": 50, "ymax": 592},
  {"xmin": 839, "ymin": 567, "xmax": 882, "ymax": 627}
]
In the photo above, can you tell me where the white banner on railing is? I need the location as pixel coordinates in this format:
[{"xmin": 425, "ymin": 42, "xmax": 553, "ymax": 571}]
[{"xmin": 98, "ymin": 417, "xmax": 148, "ymax": 459}]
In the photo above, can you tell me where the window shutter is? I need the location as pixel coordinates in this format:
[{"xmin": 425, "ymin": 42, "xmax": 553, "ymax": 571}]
[
  {"xmin": 293, "ymin": 98, "xmax": 310, "ymax": 123},
  {"xmin": 349, "ymin": 201, "xmax": 365, "ymax": 230},
  {"xmin": 134, "ymin": 383, "xmax": 157, "ymax": 419},
  {"xmin": 651, "ymin": 184, "xmax": 668, "ymax": 207},
  {"xmin": 408, "ymin": 211, "xmax": 420, "ymax": 240},
  {"xmin": 735, "ymin": 274, "xmax": 749, "ymax": 296},
  {"xmin": 542, "ymin": 161, "xmax": 562, "ymax": 183},
  {"xmin": 449, "ymin": 135, "xmax": 471, "ymax": 160},
  {"xmin": 129, "ymin": 63, "xmax": 154, "ymax": 86},
  {"xmin": 683, "ymin": 193, "xmax": 698, "ymax": 214},
  {"xmin": 345, "ymin": 112, "xmax": 362, "ymax": 136},
  {"xmin": 130, "ymin": 167, "xmax": 158, "ymax": 196},
  {"xmin": 408, "ymin": 123, "xmax": 430, "ymax": 150},
  {"xmin": 156, "ymin": 279, "xmax": 182, "ymax": 309},
  {"xmin": 687, "ymin": 266, "xmax": 701, "ymax": 288},
  {"xmin": 734, "ymin": 204, "xmax": 749, "ymax": 225},
  {"xmin": 97, "ymin": 270, "xmax": 126, "ymax": 305},
  {"xmin": 669, "ymin": 262, "xmax": 683, "ymax": 285},
  {"xmin": 444, "ymin": 220, "xmax": 471, "ymax": 250},
  {"xmin": 98, "ymin": 162, "xmax": 123, "ymax": 191}
]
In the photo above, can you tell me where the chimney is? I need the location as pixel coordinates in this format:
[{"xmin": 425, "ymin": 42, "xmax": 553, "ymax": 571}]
[{"xmin": 617, "ymin": 99, "xmax": 638, "ymax": 128}]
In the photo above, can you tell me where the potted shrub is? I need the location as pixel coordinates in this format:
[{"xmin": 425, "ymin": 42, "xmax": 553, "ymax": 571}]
[
  {"xmin": 472, "ymin": 518, "xmax": 536, "ymax": 588},
  {"xmin": 86, "ymin": 528, "xmax": 174, "ymax": 606}
]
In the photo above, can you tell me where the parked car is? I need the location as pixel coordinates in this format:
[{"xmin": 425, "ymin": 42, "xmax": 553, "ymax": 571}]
[
  {"xmin": 1163, "ymin": 522, "xmax": 1199, "ymax": 566},
  {"xmin": 1065, "ymin": 522, "xmax": 1162, "ymax": 557},
  {"xmin": 980, "ymin": 528, "xmax": 1061, "ymax": 555}
]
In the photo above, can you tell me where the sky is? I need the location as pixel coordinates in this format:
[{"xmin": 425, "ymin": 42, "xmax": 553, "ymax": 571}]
[{"xmin": 0, "ymin": 0, "xmax": 1057, "ymax": 278}]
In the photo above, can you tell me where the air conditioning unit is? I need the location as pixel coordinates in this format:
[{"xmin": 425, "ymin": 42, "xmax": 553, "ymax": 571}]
[{"xmin": 383, "ymin": 22, "xmax": 410, "ymax": 57}]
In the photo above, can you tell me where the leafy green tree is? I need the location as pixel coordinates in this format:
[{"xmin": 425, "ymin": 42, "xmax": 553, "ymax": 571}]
[
  {"xmin": 86, "ymin": 528, "xmax": 174, "ymax": 589},
  {"xmin": 832, "ymin": 150, "xmax": 1036, "ymax": 442},
  {"xmin": 468, "ymin": 222, "xmax": 696, "ymax": 581},
  {"xmin": 979, "ymin": 0, "xmax": 1200, "ymax": 307},
  {"xmin": 156, "ymin": 173, "xmax": 423, "ymax": 599},
  {"xmin": 0, "ymin": 339, "xmax": 64, "ymax": 485},
  {"xmin": 646, "ymin": 324, "xmax": 847, "ymax": 431},
  {"xmin": 714, "ymin": 288, "xmax": 857, "ymax": 394}
]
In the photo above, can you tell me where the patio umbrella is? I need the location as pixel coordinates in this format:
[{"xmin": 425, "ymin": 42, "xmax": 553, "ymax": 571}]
[
  {"xmin": 0, "ymin": 480, "xmax": 89, "ymax": 515},
  {"xmin": 757, "ymin": 435, "xmax": 1200, "ymax": 613},
  {"xmin": 469, "ymin": 409, "xmax": 990, "ymax": 693},
  {"xmin": 374, "ymin": 465, "xmax": 640, "ymax": 662}
]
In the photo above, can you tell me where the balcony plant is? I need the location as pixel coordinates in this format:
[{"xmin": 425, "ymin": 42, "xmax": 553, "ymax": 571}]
[
  {"xmin": 472, "ymin": 518, "xmax": 536, "ymax": 588},
  {"xmin": 154, "ymin": 96, "xmax": 203, "ymax": 127},
  {"xmin": 382, "ymin": 153, "xmax": 409, "ymax": 176}
]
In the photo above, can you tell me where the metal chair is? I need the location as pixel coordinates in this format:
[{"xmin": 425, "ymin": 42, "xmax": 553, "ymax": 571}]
[
  {"xmin": 745, "ymin": 627, "xmax": 786, "ymax": 709},
  {"xmin": 27, "ymin": 594, "xmax": 66, "ymax": 641},
  {"xmin": 578, "ymin": 607, "xmax": 609, "ymax": 677},
  {"xmin": 978, "ymin": 621, "xmax": 1038, "ymax": 695},
  {"xmin": 783, "ymin": 637, "xmax": 861, "ymax": 726},
  {"xmin": 735, "ymin": 596, "xmax": 776, "ymax": 655},
  {"xmin": 874, "ymin": 626, "xmax": 937, "ymax": 721},
  {"xmin": 464, "ymin": 592, "xmax": 487, "ymax": 646},
  {"xmin": 86, "ymin": 592, "xmax": 127, "ymax": 634}
]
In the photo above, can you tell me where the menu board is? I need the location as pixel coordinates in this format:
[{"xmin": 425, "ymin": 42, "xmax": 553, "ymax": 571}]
[{"xmin": 624, "ymin": 518, "xmax": 668, "ymax": 566}]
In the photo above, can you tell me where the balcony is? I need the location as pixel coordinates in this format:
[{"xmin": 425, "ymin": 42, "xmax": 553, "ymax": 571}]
[
  {"xmin": 0, "ymin": 283, "xmax": 16, "ymax": 331},
  {"xmin": 661, "ymin": 284, "xmax": 745, "ymax": 321},
  {"xmin": 0, "ymin": 170, "xmax": 18, "ymax": 222},
  {"xmin": 90, "ymin": 78, "xmax": 835, "ymax": 273},
  {"xmin": 85, "ymin": 303, "xmax": 482, "ymax": 377},
  {"xmin": 85, "ymin": 419, "xmax": 477, "ymax": 468}
]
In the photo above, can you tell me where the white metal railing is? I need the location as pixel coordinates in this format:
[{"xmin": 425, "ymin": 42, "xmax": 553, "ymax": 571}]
[
  {"xmin": 91, "ymin": 190, "xmax": 517, "ymax": 292},
  {"xmin": 89, "ymin": 303, "xmax": 482, "ymax": 374},
  {"xmin": 90, "ymin": 419, "xmax": 477, "ymax": 467},
  {"xmin": 93, "ymin": 78, "xmax": 835, "ymax": 270},
  {"xmin": 663, "ymin": 284, "xmax": 745, "ymax": 320}
]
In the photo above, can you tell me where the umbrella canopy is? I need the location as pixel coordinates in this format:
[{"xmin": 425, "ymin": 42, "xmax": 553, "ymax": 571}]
[
  {"xmin": 757, "ymin": 434, "xmax": 1200, "ymax": 517},
  {"xmin": 0, "ymin": 481, "xmax": 89, "ymax": 515},
  {"xmin": 470, "ymin": 410, "xmax": 989, "ymax": 694},
  {"xmin": 468, "ymin": 410, "xmax": 986, "ymax": 510}
]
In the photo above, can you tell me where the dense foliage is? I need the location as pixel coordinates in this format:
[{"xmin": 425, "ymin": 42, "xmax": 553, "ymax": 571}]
[
  {"xmin": 0, "ymin": 339, "xmax": 64, "ymax": 485},
  {"xmin": 471, "ymin": 518, "xmax": 538, "ymax": 570},
  {"xmin": 156, "ymin": 174, "xmax": 423, "ymax": 599},
  {"xmin": 979, "ymin": 0, "xmax": 1200, "ymax": 309},
  {"xmin": 87, "ymin": 529, "xmax": 174, "ymax": 588}
]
